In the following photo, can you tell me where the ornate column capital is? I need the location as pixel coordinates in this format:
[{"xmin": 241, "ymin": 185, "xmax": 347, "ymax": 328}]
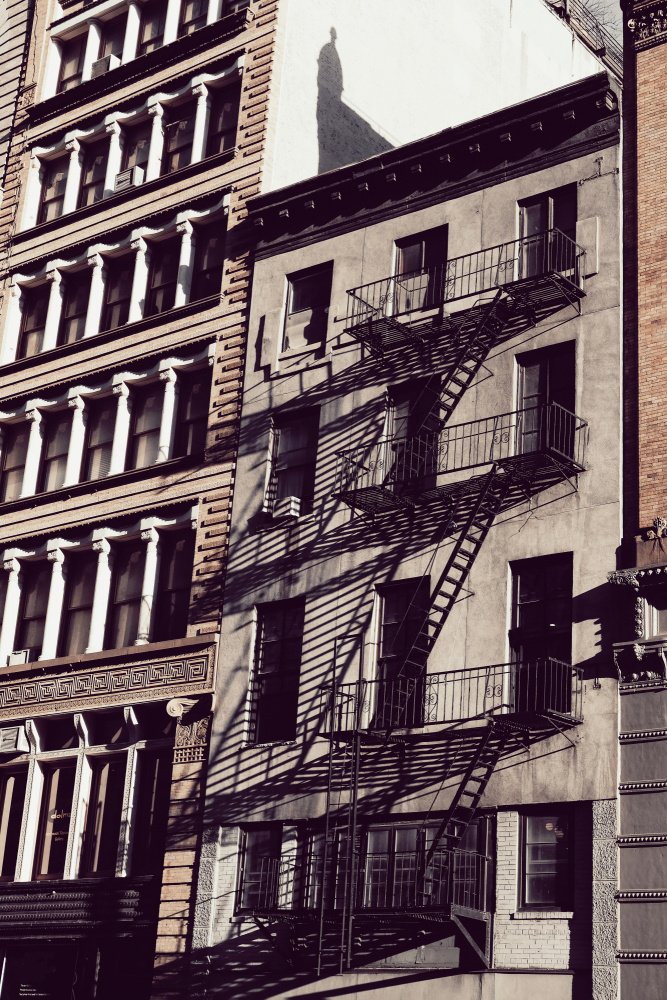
[
  {"xmin": 141, "ymin": 527, "xmax": 160, "ymax": 545},
  {"xmin": 113, "ymin": 382, "xmax": 129, "ymax": 398},
  {"xmin": 47, "ymin": 548, "xmax": 65, "ymax": 566},
  {"xmin": 68, "ymin": 395, "xmax": 85, "ymax": 412},
  {"xmin": 92, "ymin": 538, "xmax": 111, "ymax": 555},
  {"xmin": 24, "ymin": 409, "xmax": 42, "ymax": 425},
  {"xmin": 159, "ymin": 367, "xmax": 177, "ymax": 384},
  {"xmin": 87, "ymin": 253, "xmax": 104, "ymax": 269},
  {"xmin": 130, "ymin": 237, "xmax": 147, "ymax": 255},
  {"xmin": 105, "ymin": 120, "xmax": 122, "ymax": 137},
  {"xmin": 65, "ymin": 138, "xmax": 81, "ymax": 155},
  {"xmin": 3, "ymin": 558, "xmax": 20, "ymax": 575}
]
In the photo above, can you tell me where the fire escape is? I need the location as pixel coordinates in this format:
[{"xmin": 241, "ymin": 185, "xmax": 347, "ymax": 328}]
[{"xmin": 245, "ymin": 229, "xmax": 588, "ymax": 974}]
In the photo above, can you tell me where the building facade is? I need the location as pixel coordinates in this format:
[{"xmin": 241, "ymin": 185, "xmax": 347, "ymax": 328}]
[{"xmin": 199, "ymin": 72, "xmax": 622, "ymax": 1000}]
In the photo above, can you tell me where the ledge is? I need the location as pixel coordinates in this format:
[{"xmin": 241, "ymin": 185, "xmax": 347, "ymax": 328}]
[
  {"xmin": 29, "ymin": 10, "xmax": 251, "ymax": 127},
  {"xmin": 510, "ymin": 910, "xmax": 574, "ymax": 920}
]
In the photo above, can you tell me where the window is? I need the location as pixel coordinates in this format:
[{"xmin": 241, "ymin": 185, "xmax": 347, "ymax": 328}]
[
  {"xmin": 283, "ymin": 264, "xmax": 332, "ymax": 352},
  {"xmin": 98, "ymin": 14, "xmax": 126, "ymax": 59},
  {"xmin": 173, "ymin": 370, "xmax": 210, "ymax": 457},
  {"xmin": 34, "ymin": 762, "xmax": 76, "ymax": 879},
  {"xmin": 58, "ymin": 271, "xmax": 91, "ymax": 346},
  {"xmin": 519, "ymin": 185, "xmax": 577, "ymax": 277},
  {"xmin": 517, "ymin": 342, "xmax": 575, "ymax": 455},
  {"xmin": 645, "ymin": 588, "xmax": 667, "ymax": 638},
  {"xmin": 18, "ymin": 286, "xmax": 49, "ymax": 359},
  {"xmin": 128, "ymin": 384, "xmax": 163, "ymax": 469},
  {"xmin": 223, "ymin": 0, "xmax": 251, "ymax": 12},
  {"xmin": 138, "ymin": 1, "xmax": 166, "ymax": 55},
  {"xmin": 190, "ymin": 224, "xmax": 225, "ymax": 301},
  {"xmin": 272, "ymin": 411, "xmax": 319, "ymax": 515},
  {"xmin": 58, "ymin": 552, "xmax": 97, "ymax": 656},
  {"xmin": 0, "ymin": 423, "xmax": 29, "ymax": 502},
  {"xmin": 83, "ymin": 397, "xmax": 116, "ymax": 481},
  {"xmin": 162, "ymin": 102, "xmax": 196, "ymax": 174},
  {"xmin": 395, "ymin": 225, "xmax": 448, "ymax": 311},
  {"xmin": 375, "ymin": 579, "xmax": 429, "ymax": 727},
  {"xmin": 39, "ymin": 157, "xmax": 68, "ymax": 224},
  {"xmin": 206, "ymin": 84, "xmax": 241, "ymax": 156},
  {"xmin": 80, "ymin": 757, "xmax": 126, "ymax": 877},
  {"xmin": 520, "ymin": 811, "xmax": 571, "ymax": 909},
  {"xmin": 145, "ymin": 239, "xmax": 180, "ymax": 317},
  {"xmin": 510, "ymin": 553, "xmax": 573, "ymax": 663},
  {"xmin": 252, "ymin": 601, "xmax": 305, "ymax": 743},
  {"xmin": 101, "ymin": 257, "xmax": 134, "ymax": 331},
  {"xmin": 57, "ymin": 35, "xmax": 85, "ymax": 93},
  {"xmin": 39, "ymin": 412, "xmax": 71, "ymax": 492},
  {"xmin": 238, "ymin": 827, "xmax": 282, "ymax": 910},
  {"xmin": 78, "ymin": 140, "xmax": 108, "ymax": 208},
  {"xmin": 106, "ymin": 544, "xmax": 145, "ymax": 649},
  {"xmin": 16, "ymin": 562, "xmax": 51, "ymax": 660},
  {"xmin": 179, "ymin": 0, "xmax": 208, "ymax": 37},
  {"xmin": 0, "ymin": 771, "xmax": 27, "ymax": 881},
  {"xmin": 153, "ymin": 531, "xmax": 195, "ymax": 641},
  {"xmin": 120, "ymin": 120, "xmax": 151, "ymax": 173},
  {"xmin": 132, "ymin": 750, "xmax": 172, "ymax": 874}
]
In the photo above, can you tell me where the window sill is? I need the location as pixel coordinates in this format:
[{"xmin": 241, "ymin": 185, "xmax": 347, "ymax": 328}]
[
  {"xmin": 248, "ymin": 511, "xmax": 315, "ymax": 533},
  {"xmin": 241, "ymin": 739, "xmax": 298, "ymax": 750},
  {"xmin": 0, "ymin": 453, "xmax": 202, "ymax": 517},
  {"xmin": 0, "ymin": 295, "xmax": 220, "ymax": 384},
  {"xmin": 14, "ymin": 148, "xmax": 238, "ymax": 250},
  {"xmin": 270, "ymin": 355, "xmax": 330, "ymax": 380},
  {"xmin": 511, "ymin": 910, "xmax": 574, "ymax": 920},
  {"xmin": 33, "ymin": 8, "xmax": 251, "ymax": 123}
]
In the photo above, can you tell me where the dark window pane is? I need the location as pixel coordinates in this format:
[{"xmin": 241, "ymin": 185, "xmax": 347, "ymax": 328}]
[
  {"xmin": 78, "ymin": 141, "xmax": 108, "ymax": 208},
  {"xmin": 17, "ymin": 562, "xmax": 51, "ymax": 659},
  {"xmin": 0, "ymin": 423, "xmax": 29, "ymax": 502},
  {"xmin": 511, "ymin": 554, "xmax": 573, "ymax": 664},
  {"xmin": 81, "ymin": 757, "xmax": 126, "ymax": 876},
  {"xmin": 18, "ymin": 286, "xmax": 49, "ymax": 359},
  {"xmin": 83, "ymin": 398, "xmax": 116, "ymax": 481},
  {"xmin": 173, "ymin": 370, "xmax": 211, "ymax": 457},
  {"xmin": 34, "ymin": 763, "xmax": 76, "ymax": 879},
  {"xmin": 138, "ymin": 1, "xmax": 166, "ymax": 55},
  {"xmin": 107, "ymin": 545, "xmax": 145, "ymax": 649},
  {"xmin": 191, "ymin": 225, "xmax": 226, "ymax": 301},
  {"xmin": 153, "ymin": 531, "xmax": 195, "ymax": 641},
  {"xmin": 39, "ymin": 412, "xmax": 71, "ymax": 492},
  {"xmin": 274, "ymin": 412, "xmax": 318, "ymax": 514},
  {"xmin": 99, "ymin": 15, "xmax": 127, "ymax": 59},
  {"xmin": 132, "ymin": 750, "xmax": 171, "ymax": 874},
  {"xmin": 58, "ymin": 271, "xmax": 91, "ymax": 346},
  {"xmin": 240, "ymin": 827, "xmax": 282, "ymax": 909},
  {"xmin": 57, "ymin": 35, "xmax": 85, "ymax": 92},
  {"xmin": 522, "ymin": 813, "xmax": 570, "ymax": 907},
  {"xmin": 129, "ymin": 384, "xmax": 163, "ymax": 469},
  {"xmin": 179, "ymin": 0, "xmax": 208, "ymax": 35},
  {"xmin": 102, "ymin": 257, "xmax": 133, "ymax": 331},
  {"xmin": 161, "ymin": 102, "xmax": 196, "ymax": 174},
  {"xmin": 39, "ymin": 158, "xmax": 68, "ymax": 223},
  {"xmin": 0, "ymin": 770, "xmax": 27, "ymax": 881},
  {"xmin": 59, "ymin": 553, "xmax": 97, "ymax": 656},
  {"xmin": 145, "ymin": 239, "xmax": 179, "ymax": 317},
  {"xmin": 120, "ymin": 121, "xmax": 152, "ymax": 172},
  {"xmin": 283, "ymin": 264, "xmax": 332, "ymax": 351},
  {"xmin": 206, "ymin": 83, "xmax": 241, "ymax": 156},
  {"xmin": 254, "ymin": 601, "xmax": 304, "ymax": 743}
]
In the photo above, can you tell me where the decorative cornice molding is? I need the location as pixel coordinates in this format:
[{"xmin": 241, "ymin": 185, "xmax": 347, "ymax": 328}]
[
  {"xmin": 619, "ymin": 780, "xmax": 667, "ymax": 793},
  {"xmin": 616, "ymin": 890, "xmax": 667, "ymax": 900},
  {"xmin": 617, "ymin": 950, "xmax": 667, "ymax": 963},
  {"xmin": 618, "ymin": 834, "xmax": 667, "ymax": 846},
  {"xmin": 628, "ymin": 3, "xmax": 667, "ymax": 50},
  {"xmin": 620, "ymin": 729, "xmax": 667, "ymax": 742}
]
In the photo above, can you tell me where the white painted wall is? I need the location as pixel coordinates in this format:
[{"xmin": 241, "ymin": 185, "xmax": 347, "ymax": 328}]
[{"xmin": 265, "ymin": 0, "xmax": 604, "ymax": 192}]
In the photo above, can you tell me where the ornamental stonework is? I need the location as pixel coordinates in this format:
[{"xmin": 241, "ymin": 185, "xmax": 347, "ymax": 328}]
[{"xmin": 628, "ymin": 2, "xmax": 667, "ymax": 49}]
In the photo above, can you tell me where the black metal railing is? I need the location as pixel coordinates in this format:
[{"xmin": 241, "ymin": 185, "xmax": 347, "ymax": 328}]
[
  {"xmin": 345, "ymin": 229, "xmax": 585, "ymax": 330},
  {"xmin": 333, "ymin": 403, "xmax": 587, "ymax": 498},
  {"xmin": 239, "ymin": 847, "xmax": 490, "ymax": 915},
  {"xmin": 320, "ymin": 659, "xmax": 584, "ymax": 734}
]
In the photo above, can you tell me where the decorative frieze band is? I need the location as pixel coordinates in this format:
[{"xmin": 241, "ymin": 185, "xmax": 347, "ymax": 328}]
[
  {"xmin": 617, "ymin": 951, "xmax": 667, "ymax": 963},
  {"xmin": 619, "ymin": 780, "xmax": 667, "ymax": 793},
  {"xmin": 616, "ymin": 890, "xmax": 667, "ymax": 900},
  {"xmin": 0, "ymin": 652, "xmax": 215, "ymax": 719},
  {"xmin": 628, "ymin": 3, "xmax": 667, "ymax": 50},
  {"xmin": 620, "ymin": 729, "xmax": 667, "ymax": 742},
  {"xmin": 618, "ymin": 834, "xmax": 667, "ymax": 846}
]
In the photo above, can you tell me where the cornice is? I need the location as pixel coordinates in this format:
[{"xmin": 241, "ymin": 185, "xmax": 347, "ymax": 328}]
[
  {"xmin": 617, "ymin": 951, "xmax": 667, "ymax": 963},
  {"xmin": 618, "ymin": 834, "xmax": 667, "ymax": 845},
  {"xmin": 619, "ymin": 779, "xmax": 667, "ymax": 792},
  {"xmin": 619, "ymin": 728, "xmax": 667, "ymax": 742},
  {"xmin": 616, "ymin": 890, "xmax": 667, "ymax": 900}
]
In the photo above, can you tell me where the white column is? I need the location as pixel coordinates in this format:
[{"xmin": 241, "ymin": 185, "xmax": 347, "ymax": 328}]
[
  {"xmin": 145, "ymin": 103, "xmax": 165, "ymax": 182},
  {"xmin": 135, "ymin": 528, "xmax": 159, "ymax": 644},
  {"xmin": 116, "ymin": 746, "xmax": 139, "ymax": 875},
  {"xmin": 81, "ymin": 20, "xmax": 103, "ymax": 82},
  {"xmin": 174, "ymin": 221, "xmax": 196, "ymax": 307},
  {"xmin": 207, "ymin": 0, "xmax": 223, "ymax": 25},
  {"xmin": 62, "ymin": 139, "xmax": 83, "ymax": 214},
  {"xmin": 103, "ymin": 122, "xmax": 122, "ymax": 197},
  {"xmin": 86, "ymin": 539, "xmax": 112, "ymax": 653},
  {"xmin": 157, "ymin": 369, "xmax": 177, "ymax": 462},
  {"xmin": 109, "ymin": 383, "xmax": 131, "ymax": 475},
  {"xmin": 191, "ymin": 84, "xmax": 211, "ymax": 164},
  {"xmin": 39, "ymin": 549, "xmax": 66, "ymax": 661},
  {"xmin": 63, "ymin": 396, "xmax": 86, "ymax": 487},
  {"xmin": 122, "ymin": 2, "xmax": 142, "ymax": 63},
  {"xmin": 1, "ymin": 282, "xmax": 23, "ymax": 363},
  {"xmin": 20, "ymin": 410, "xmax": 43, "ymax": 498},
  {"xmin": 0, "ymin": 559, "xmax": 22, "ymax": 664},
  {"xmin": 42, "ymin": 269, "xmax": 64, "ymax": 352},
  {"xmin": 164, "ymin": 0, "xmax": 182, "ymax": 44},
  {"xmin": 65, "ymin": 751, "xmax": 90, "ymax": 880},
  {"xmin": 42, "ymin": 38, "xmax": 64, "ymax": 101},
  {"xmin": 128, "ymin": 237, "xmax": 149, "ymax": 322},
  {"xmin": 21, "ymin": 155, "xmax": 44, "ymax": 230},
  {"xmin": 84, "ymin": 254, "xmax": 107, "ymax": 339}
]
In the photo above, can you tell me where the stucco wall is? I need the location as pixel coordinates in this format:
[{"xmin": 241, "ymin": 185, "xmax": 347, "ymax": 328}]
[{"xmin": 265, "ymin": 0, "xmax": 604, "ymax": 192}]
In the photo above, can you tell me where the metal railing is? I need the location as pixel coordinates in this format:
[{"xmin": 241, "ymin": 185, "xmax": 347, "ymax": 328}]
[
  {"xmin": 321, "ymin": 659, "xmax": 584, "ymax": 734},
  {"xmin": 345, "ymin": 229, "xmax": 585, "ymax": 330},
  {"xmin": 548, "ymin": 0, "xmax": 623, "ymax": 78},
  {"xmin": 239, "ymin": 847, "xmax": 490, "ymax": 915},
  {"xmin": 333, "ymin": 403, "xmax": 588, "ymax": 498}
]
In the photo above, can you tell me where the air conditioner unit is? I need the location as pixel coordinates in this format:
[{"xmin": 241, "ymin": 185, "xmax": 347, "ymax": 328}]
[
  {"xmin": 114, "ymin": 166, "xmax": 145, "ymax": 192},
  {"xmin": 91, "ymin": 54, "xmax": 121, "ymax": 78},
  {"xmin": 7, "ymin": 649, "xmax": 30, "ymax": 666},
  {"xmin": 0, "ymin": 726, "xmax": 28, "ymax": 753},
  {"xmin": 273, "ymin": 496, "xmax": 301, "ymax": 519}
]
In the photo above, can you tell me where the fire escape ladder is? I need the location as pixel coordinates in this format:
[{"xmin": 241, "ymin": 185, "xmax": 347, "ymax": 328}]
[{"xmin": 317, "ymin": 721, "xmax": 361, "ymax": 976}]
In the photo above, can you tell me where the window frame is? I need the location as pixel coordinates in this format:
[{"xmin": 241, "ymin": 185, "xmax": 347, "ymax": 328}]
[
  {"xmin": 58, "ymin": 270, "xmax": 91, "ymax": 347},
  {"xmin": 518, "ymin": 808, "xmax": 572, "ymax": 911},
  {"xmin": 39, "ymin": 157, "xmax": 69, "ymax": 224},
  {"xmin": 98, "ymin": 13, "xmax": 127, "ymax": 60},
  {"xmin": 78, "ymin": 139, "xmax": 109, "ymax": 208},
  {"xmin": 105, "ymin": 543, "xmax": 146, "ymax": 650},
  {"xmin": 101, "ymin": 256, "xmax": 134, "ymax": 332},
  {"xmin": 0, "ymin": 422, "xmax": 29, "ymax": 503},
  {"xmin": 282, "ymin": 263, "xmax": 333, "ymax": 353},
  {"xmin": 127, "ymin": 382, "xmax": 164, "ymax": 470},
  {"xmin": 179, "ymin": 0, "xmax": 209, "ymax": 37},
  {"xmin": 18, "ymin": 284, "xmax": 50, "ymax": 359},
  {"xmin": 161, "ymin": 101, "xmax": 197, "ymax": 175},
  {"xmin": 509, "ymin": 552, "xmax": 573, "ymax": 665},
  {"xmin": 38, "ymin": 410, "xmax": 72, "ymax": 493},
  {"xmin": 33, "ymin": 759, "xmax": 77, "ymax": 880},
  {"xmin": 152, "ymin": 530, "xmax": 195, "ymax": 641},
  {"xmin": 57, "ymin": 34, "xmax": 86, "ymax": 93},
  {"xmin": 269, "ymin": 409, "xmax": 319, "ymax": 516},
  {"xmin": 79, "ymin": 754, "xmax": 127, "ymax": 878},
  {"xmin": 16, "ymin": 561, "xmax": 51, "ymax": 661},
  {"xmin": 138, "ymin": 0, "xmax": 166, "ymax": 56},
  {"xmin": 144, "ymin": 238, "xmax": 180, "ymax": 318},
  {"xmin": 82, "ymin": 396, "xmax": 116, "ymax": 482},
  {"xmin": 190, "ymin": 224, "xmax": 226, "ymax": 302},
  {"xmin": 206, "ymin": 83, "xmax": 241, "ymax": 157},
  {"xmin": 172, "ymin": 368, "xmax": 211, "ymax": 459},
  {"xmin": 250, "ymin": 599, "xmax": 305, "ymax": 745},
  {"xmin": 120, "ymin": 120, "xmax": 152, "ymax": 174},
  {"xmin": 0, "ymin": 769, "xmax": 28, "ymax": 883},
  {"xmin": 58, "ymin": 550, "xmax": 98, "ymax": 657},
  {"xmin": 237, "ymin": 825, "xmax": 283, "ymax": 912}
]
